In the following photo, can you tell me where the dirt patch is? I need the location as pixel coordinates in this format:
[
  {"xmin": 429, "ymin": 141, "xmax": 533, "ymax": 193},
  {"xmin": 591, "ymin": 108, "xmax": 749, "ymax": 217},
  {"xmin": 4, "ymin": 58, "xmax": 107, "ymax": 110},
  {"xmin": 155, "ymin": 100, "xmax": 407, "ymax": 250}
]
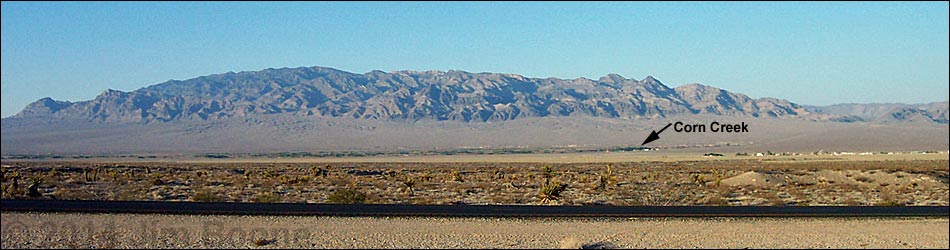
[{"xmin": 720, "ymin": 171, "xmax": 786, "ymax": 187}]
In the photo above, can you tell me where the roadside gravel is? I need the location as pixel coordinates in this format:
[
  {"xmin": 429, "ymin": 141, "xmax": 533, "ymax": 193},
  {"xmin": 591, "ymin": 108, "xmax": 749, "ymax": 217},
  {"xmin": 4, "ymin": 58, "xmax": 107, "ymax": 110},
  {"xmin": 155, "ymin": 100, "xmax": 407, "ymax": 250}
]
[{"xmin": 2, "ymin": 212, "xmax": 947, "ymax": 249}]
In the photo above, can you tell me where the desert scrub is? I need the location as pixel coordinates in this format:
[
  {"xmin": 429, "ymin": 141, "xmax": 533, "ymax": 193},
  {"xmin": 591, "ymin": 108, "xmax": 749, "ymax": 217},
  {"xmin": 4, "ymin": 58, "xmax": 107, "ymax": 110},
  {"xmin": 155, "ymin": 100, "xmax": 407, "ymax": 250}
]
[
  {"xmin": 327, "ymin": 187, "xmax": 367, "ymax": 204},
  {"xmin": 252, "ymin": 192, "xmax": 282, "ymax": 203},
  {"xmin": 150, "ymin": 175, "xmax": 165, "ymax": 186},
  {"xmin": 691, "ymin": 174, "xmax": 705, "ymax": 185},
  {"xmin": 539, "ymin": 181, "xmax": 568, "ymax": 203},
  {"xmin": 116, "ymin": 189, "xmax": 142, "ymax": 201},
  {"xmin": 704, "ymin": 195, "xmax": 729, "ymax": 206},
  {"xmin": 451, "ymin": 170, "xmax": 464, "ymax": 182},
  {"xmin": 311, "ymin": 166, "xmax": 329, "ymax": 177},
  {"xmin": 418, "ymin": 173, "xmax": 433, "ymax": 182},
  {"xmin": 279, "ymin": 175, "xmax": 310, "ymax": 185},
  {"xmin": 593, "ymin": 164, "xmax": 614, "ymax": 191},
  {"xmin": 712, "ymin": 170, "xmax": 723, "ymax": 187},
  {"xmin": 253, "ymin": 238, "xmax": 275, "ymax": 246},
  {"xmin": 192, "ymin": 189, "xmax": 224, "ymax": 202},
  {"xmin": 875, "ymin": 200, "xmax": 904, "ymax": 206}
]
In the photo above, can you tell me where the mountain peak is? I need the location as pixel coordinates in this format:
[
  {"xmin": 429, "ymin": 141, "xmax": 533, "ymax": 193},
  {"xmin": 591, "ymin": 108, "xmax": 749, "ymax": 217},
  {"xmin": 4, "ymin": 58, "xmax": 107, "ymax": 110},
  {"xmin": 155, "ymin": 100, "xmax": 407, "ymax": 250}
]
[
  {"xmin": 676, "ymin": 83, "xmax": 717, "ymax": 91},
  {"xmin": 14, "ymin": 97, "xmax": 74, "ymax": 118},
  {"xmin": 599, "ymin": 73, "xmax": 627, "ymax": 83}
]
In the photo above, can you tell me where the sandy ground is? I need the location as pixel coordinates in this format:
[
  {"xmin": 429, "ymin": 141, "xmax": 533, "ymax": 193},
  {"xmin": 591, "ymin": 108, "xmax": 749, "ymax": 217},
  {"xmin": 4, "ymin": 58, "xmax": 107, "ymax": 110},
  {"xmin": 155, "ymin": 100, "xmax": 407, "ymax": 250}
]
[{"xmin": 2, "ymin": 212, "xmax": 948, "ymax": 249}]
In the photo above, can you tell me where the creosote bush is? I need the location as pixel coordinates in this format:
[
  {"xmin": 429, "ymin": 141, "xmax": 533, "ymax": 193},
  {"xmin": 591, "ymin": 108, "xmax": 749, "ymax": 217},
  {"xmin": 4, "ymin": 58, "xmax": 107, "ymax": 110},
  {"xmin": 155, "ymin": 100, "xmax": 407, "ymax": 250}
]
[
  {"xmin": 328, "ymin": 187, "xmax": 367, "ymax": 204},
  {"xmin": 252, "ymin": 192, "xmax": 282, "ymax": 203},
  {"xmin": 192, "ymin": 189, "xmax": 224, "ymax": 202},
  {"xmin": 451, "ymin": 170, "xmax": 464, "ymax": 182},
  {"xmin": 253, "ymin": 238, "xmax": 275, "ymax": 246}
]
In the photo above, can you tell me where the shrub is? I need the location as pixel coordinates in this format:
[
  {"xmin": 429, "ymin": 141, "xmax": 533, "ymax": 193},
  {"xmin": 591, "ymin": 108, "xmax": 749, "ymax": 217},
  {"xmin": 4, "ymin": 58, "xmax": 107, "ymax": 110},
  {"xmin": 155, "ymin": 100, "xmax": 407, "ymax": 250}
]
[
  {"xmin": 875, "ymin": 200, "xmax": 904, "ymax": 206},
  {"xmin": 593, "ymin": 164, "xmax": 614, "ymax": 191},
  {"xmin": 150, "ymin": 176, "xmax": 164, "ymax": 186},
  {"xmin": 327, "ymin": 188, "xmax": 366, "ymax": 204},
  {"xmin": 279, "ymin": 175, "xmax": 310, "ymax": 185},
  {"xmin": 539, "ymin": 181, "xmax": 568, "ymax": 203},
  {"xmin": 253, "ymin": 238, "xmax": 275, "ymax": 246},
  {"xmin": 594, "ymin": 175, "xmax": 608, "ymax": 191},
  {"xmin": 451, "ymin": 170, "xmax": 464, "ymax": 182},
  {"xmin": 108, "ymin": 170, "xmax": 119, "ymax": 181},
  {"xmin": 691, "ymin": 174, "xmax": 705, "ymax": 185},
  {"xmin": 705, "ymin": 196, "xmax": 729, "ymax": 206},
  {"xmin": 311, "ymin": 166, "xmax": 328, "ymax": 177},
  {"xmin": 419, "ymin": 173, "xmax": 433, "ymax": 182},
  {"xmin": 252, "ymin": 192, "xmax": 282, "ymax": 203},
  {"xmin": 192, "ymin": 189, "xmax": 224, "ymax": 202},
  {"xmin": 713, "ymin": 170, "xmax": 723, "ymax": 187},
  {"xmin": 854, "ymin": 176, "xmax": 873, "ymax": 183}
]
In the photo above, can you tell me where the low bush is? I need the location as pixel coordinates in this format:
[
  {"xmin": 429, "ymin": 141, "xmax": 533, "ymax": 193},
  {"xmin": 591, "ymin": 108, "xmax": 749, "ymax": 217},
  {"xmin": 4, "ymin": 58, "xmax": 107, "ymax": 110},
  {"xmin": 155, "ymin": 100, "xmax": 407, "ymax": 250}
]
[
  {"xmin": 192, "ymin": 189, "xmax": 224, "ymax": 202},
  {"xmin": 252, "ymin": 192, "xmax": 282, "ymax": 203},
  {"xmin": 327, "ymin": 187, "xmax": 366, "ymax": 204}
]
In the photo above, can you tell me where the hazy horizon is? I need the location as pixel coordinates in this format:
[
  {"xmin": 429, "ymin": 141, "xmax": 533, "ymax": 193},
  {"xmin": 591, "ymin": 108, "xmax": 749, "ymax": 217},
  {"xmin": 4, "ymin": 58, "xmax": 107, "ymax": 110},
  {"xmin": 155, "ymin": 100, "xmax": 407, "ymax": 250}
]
[{"xmin": 3, "ymin": 1, "xmax": 948, "ymax": 117}]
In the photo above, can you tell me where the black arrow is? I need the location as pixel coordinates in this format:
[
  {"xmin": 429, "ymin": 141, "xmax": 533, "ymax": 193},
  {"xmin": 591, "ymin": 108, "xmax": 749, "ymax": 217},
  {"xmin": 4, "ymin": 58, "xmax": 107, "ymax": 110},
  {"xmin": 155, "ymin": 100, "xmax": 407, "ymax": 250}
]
[{"xmin": 641, "ymin": 122, "xmax": 673, "ymax": 146}]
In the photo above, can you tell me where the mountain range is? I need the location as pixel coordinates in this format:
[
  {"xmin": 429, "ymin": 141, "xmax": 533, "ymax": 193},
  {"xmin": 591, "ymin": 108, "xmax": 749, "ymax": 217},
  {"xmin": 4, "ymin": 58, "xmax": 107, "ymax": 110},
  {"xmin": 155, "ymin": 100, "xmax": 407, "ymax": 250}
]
[
  {"xmin": 805, "ymin": 102, "xmax": 948, "ymax": 124},
  {"xmin": 6, "ymin": 66, "xmax": 916, "ymax": 123},
  {"xmin": 2, "ymin": 66, "xmax": 947, "ymax": 155}
]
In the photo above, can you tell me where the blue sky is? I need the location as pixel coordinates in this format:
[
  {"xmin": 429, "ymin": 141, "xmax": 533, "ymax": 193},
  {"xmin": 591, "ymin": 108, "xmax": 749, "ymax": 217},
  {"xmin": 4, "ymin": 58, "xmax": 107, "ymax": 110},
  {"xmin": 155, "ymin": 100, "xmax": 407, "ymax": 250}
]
[{"xmin": 2, "ymin": 1, "xmax": 948, "ymax": 117}]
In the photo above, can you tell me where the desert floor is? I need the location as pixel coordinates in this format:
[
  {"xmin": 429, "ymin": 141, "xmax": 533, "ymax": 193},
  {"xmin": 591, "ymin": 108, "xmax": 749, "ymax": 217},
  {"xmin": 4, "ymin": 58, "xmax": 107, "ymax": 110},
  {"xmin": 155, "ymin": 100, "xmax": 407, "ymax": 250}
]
[
  {"xmin": 2, "ymin": 212, "xmax": 948, "ymax": 249},
  {"xmin": 2, "ymin": 153, "xmax": 947, "ymax": 206}
]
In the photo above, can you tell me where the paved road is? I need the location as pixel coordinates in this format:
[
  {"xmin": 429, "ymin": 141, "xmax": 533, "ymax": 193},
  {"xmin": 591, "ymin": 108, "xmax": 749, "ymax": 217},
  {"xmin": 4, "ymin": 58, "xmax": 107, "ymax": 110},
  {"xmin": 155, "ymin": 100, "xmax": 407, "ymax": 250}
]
[{"xmin": 2, "ymin": 199, "xmax": 948, "ymax": 217}]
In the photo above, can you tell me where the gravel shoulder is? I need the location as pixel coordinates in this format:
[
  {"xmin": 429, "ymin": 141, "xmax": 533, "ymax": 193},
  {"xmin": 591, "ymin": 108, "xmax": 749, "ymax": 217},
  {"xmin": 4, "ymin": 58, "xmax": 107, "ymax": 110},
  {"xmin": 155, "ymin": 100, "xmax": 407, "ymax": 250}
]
[{"xmin": 2, "ymin": 212, "xmax": 948, "ymax": 249}]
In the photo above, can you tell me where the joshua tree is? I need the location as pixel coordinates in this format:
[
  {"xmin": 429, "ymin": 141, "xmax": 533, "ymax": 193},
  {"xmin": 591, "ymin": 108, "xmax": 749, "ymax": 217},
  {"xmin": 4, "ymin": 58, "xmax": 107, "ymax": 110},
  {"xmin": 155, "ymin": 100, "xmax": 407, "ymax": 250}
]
[
  {"xmin": 9, "ymin": 173, "xmax": 20, "ymax": 196},
  {"xmin": 542, "ymin": 166, "xmax": 554, "ymax": 186},
  {"xmin": 27, "ymin": 177, "xmax": 42, "ymax": 198},
  {"xmin": 402, "ymin": 176, "xmax": 416, "ymax": 195}
]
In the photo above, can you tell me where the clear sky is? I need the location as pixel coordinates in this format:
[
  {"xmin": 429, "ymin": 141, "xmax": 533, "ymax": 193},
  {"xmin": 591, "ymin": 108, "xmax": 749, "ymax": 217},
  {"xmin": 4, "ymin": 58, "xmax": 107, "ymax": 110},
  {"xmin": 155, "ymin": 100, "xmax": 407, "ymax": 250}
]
[{"xmin": 2, "ymin": 1, "xmax": 948, "ymax": 118}]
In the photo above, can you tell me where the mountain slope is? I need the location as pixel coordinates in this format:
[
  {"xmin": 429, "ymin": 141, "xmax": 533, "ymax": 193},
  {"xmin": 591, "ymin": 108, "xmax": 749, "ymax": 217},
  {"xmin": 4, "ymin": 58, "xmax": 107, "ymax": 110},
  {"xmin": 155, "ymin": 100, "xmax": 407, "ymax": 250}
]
[
  {"xmin": 806, "ymin": 102, "xmax": 949, "ymax": 124},
  {"xmin": 12, "ymin": 66, "xmax": 827, "ymax": 123}
]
